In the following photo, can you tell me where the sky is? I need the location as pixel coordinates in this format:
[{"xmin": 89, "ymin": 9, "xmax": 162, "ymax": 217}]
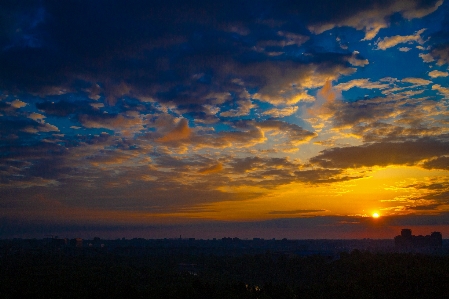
[{"xmin": 1, "ymin": 0, "xmax": 449, "ymax": 239}]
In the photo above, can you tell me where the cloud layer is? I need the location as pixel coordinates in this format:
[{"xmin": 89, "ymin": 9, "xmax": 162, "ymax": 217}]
[{"xmin": 1, "ymin": 0, "xmax": 448, "ymax": 238}]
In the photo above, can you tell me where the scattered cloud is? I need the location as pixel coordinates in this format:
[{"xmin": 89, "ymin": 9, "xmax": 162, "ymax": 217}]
[
  {"xmin": 419, "ymin": 53, "xmax": 435, "ymax": 63},
  {"xmin": 401, "ymin": 77, "xmax": 432, "ymax": 85},
  {"xmin": 432, "ymin": 84, "xmax": 449, "ymax": 97},
  {"xmin": 262, "ymin": 106, "xmax": 299, "ymax": 118},
  {"xmin": 376, "ymin": 29, "xmax": 426, "ymax": 50},
  {"xmin": 422, "ymin": 156, "xmax": 449, "ymax": 170},
  {"xmin": 198, "ymin": 163, "xmax": 223, "ymax": 174},
  {"xmin": 308, "ymin": 1, "xmax": 441, "ymax": 40},
  {"xmin": 10, "ymin": 100, "xmax": 27, "ymax": 109},
  {"xmin": 0, "ymin": 0, "xmax": 448, "ymax": 238},
  {"xmin": 428, "ymin": 70, "xmax": 449, "ymax": 78},
  {"xmin": 336, "ymin": 78, "xmax": 388, "ymax": 91},
  {"xmin": 268, "ymin": 209, "xmax": 326, "ymax": 215},
  {"xmin": 157, "ymin": 119, "xmax": 192, "ymax": 143},
  {"xmin": 310, "ymin": 138, "xmax": 449, "ymax": 169},
  {"xmin": 430, "ymin": 45, "xmax": 449, "ymax": 66}
]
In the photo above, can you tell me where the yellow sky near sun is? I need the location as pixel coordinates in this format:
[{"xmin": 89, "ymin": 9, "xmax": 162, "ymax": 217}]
[{"xmin": 173, "ymin": 166, "xmax": 449, "ymax": 221}]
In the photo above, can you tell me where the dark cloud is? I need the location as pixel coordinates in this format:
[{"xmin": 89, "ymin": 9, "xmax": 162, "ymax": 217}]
[
  {"xmin": 331, "ymin": 97, "xmax": 397, "ymax": 129},
  {"xmin": 35, "ymin": 100, "xmax": 95, "ymax": 117},
  {"xmin": 310, "ymin": 138, "xmax": 449, "ymax": 169},
  {"xmin": 429, "ymin": 45, "xmax": 449, "ymax": 66},
  {"xmin": 303, "ymin": 0, "xmax": 442, "ymax": 39},
  {"xmin": 423, "ymin": 156, "xmax": 449, "ymax": 169},
  {"xmin": 230, "ymin": 156, "xmax": 265, "ymax": 173},
  {"xmin": 294, "ymin": 168, "xmax": 363, "ymax": 183},
  {"xmin": 278, "ymin": 0, "xmax": 441, "ymax": 24},
  {"xmin": 0, "ymin": 0, "xmax": 364, "ymax": 114},
  {"xmin": 268, "ymin": 209, "xmax": 326, "ymax": 215}
]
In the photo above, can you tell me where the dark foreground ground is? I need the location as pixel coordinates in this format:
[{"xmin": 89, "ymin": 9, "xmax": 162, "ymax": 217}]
[{"xmin": 1, "ymin": 248, "xmax": 449, "ymax": 299}]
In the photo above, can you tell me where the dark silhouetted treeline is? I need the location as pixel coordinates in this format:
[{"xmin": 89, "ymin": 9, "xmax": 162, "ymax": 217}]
[{"xmin": 1, "ymin": 249, "xmax": 449, "ymax": 298}]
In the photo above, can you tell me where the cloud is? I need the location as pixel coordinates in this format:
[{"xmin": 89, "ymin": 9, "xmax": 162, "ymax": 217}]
[
  {"xmin": 37, "ymin": 123, "xmax": 59, "ymax": 133},
  {"xmin": 276, "ymin": 31, "xmax": 310, "ymax": 46},
  {"xmin": 248, "ymin": 60, "xmax": 352, "ymax": 106},
  {"xmin": 36, "ymin": 100, "xmax": 96, "ymax": 117},
  {"xmin": 419, "ymin": 53, "xmax": 435, "ymax": 63},
  {"xmin": 151, "ymin": 122, "xmax": 267, "ymax": 150},
  {"xmin": 430, "ymin": 45, "xmax": 449, "ymax": 66},
  {"xmin": 347, "ymin": 53, "xmax": 369, "ymax": 67},
  {"xmin": 428, "ymin": 70, "xmax": 449, "ymax": 78},
  {"xmin": 308, "ymin": 0, "xmax": 441, "ymax": 40},
  {"xmin": 157, "ymin": 118, "xmax": 192, "ymax": 143},
  {"xmin": 10, "ymin": 100, "xmax": 27, "ymax": 109},
  {"xmin": 220, "ymin": 98, "xmax": 254, "ymax": 117},
  {"xmin": 257, "ymin": 31, "xmax": 310, "ymax": 50},
  {"xmin": 28, "ymin": 112, "xmax": 45, "ymax": 121},
  {"xmin": 318, "ymin": 80, "xmax": 338, "ymax": 103},
  {"xmin": 376, "ymin": 29, "xmax": 426, "ymax": 50},
  {"xmin": 151, "ymin": 119, "xmax": 315, "ymax": 150},
  {"xmin": 78, "ymin": 112, "xmax": 145, "ymax": 135},
  {"xmin": 0, "ymin": 177, "xmax": 60, "ymax": 189},
  {"xmin": 198, "ymin": 163, "xmax": 223, "ymax": 174},
  {"xmin": 268, "ymin": 209, "xmax": 326, "ymax": 215},
  {"xmin": 401, "ymin": 77, "xmax": 432, "ymax": 85},
  {"xmin": 293, "ymin": 168, "xmax": 360, "ymax": 183},
  {"xmin": 399, "ymin": 47, "xmax": 411, "ymax": 52},
  {"xmin": 327, "ymin": 81, "xmax": 449, "ymax": 138},
  {"xmin": 0, "ymin": 0, "xmax": 447, "ymax": 238},
  {"xmin": 310, "ymin": 138, "xmax": 449, "ymax": 169},
  {"xmin": 223, "ymin": 156, "xmax": 351, "ymax": 186},
  {"xmin": 336, "ymin": 78, "xmax": 389, "ymax": 91},
  {"xmin": 254, "ymin": 120, "xmax": 317, "ymax": 146},
  {"xmin": 262, "ymin": 106, "xmax": 298, "ymax": 118},
  {"xmin": 432, "ymin": 84, "xmax": 449, "ymax": 97},
  {"xmin": 307, "ymin": 80, "xmax": 342, "ymax": 126},
  {"xmin": 0, "ymin": 0, "xmax": 363, "ymax": 125},
  {"xmin": 422, "ymin": 156, "xmax": 449, "ymax": 170}
]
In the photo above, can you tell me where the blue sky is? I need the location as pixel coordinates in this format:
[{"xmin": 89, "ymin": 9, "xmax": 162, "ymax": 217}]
[{"xmin": 1, "ymin": 0, "xmax": 449, "ymax": 239}]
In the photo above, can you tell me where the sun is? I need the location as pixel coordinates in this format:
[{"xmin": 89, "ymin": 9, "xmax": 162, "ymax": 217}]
[{"xmin": 372, "ymin": 213, "xmax": 380, "ymax": 218}]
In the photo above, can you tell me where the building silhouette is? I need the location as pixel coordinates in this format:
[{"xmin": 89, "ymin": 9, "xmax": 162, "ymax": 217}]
[
  {"xmin": 70, "ymin": 238, "xmax": 83, "ymax": 248},
  {"xmin": 394, "ymin": 229, "xmax": 442, "ymax": 248}
]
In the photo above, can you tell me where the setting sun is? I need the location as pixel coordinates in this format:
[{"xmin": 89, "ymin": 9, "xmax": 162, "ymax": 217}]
[{"xmin": 372, "ymin": 213, "xmax": 380, "ymax": 218}]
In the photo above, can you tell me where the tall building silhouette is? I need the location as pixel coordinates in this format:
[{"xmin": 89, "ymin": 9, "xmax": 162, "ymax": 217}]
[{"xmin": 394, "ymin": 229, "xmax": 442, "ymax": 248}]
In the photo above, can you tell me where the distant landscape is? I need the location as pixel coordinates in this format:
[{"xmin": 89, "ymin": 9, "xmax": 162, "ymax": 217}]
[{"xmin": 1, "ymin": 235, "xmax": 448, "ymax": 298}]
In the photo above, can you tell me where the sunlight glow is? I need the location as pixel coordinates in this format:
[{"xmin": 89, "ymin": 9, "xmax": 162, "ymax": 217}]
[{"xmin": 372, "ymin": 213, "xmax": 380, "ymax": 218}]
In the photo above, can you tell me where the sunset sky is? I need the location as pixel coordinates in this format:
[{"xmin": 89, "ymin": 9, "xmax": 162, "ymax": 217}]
[{"xmin": 1, "ymin": 0, "xmax": 449, "ymax": 239}]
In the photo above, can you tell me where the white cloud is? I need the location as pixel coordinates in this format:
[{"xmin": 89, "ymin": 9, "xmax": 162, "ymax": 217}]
[
  {"xmin": 262, "ymin": 106, "xmax": 299, "ymax": 118},
  {"xmin": 376, "ymin": 29, "xmax": 425, "ymax": 50},
  {"xmin": 401, "ymin": 77, "xmax": 432, "ymax": 85},
  {"xmin": 220, "ymin": 99, "xmax": 254, "ymax": 117},
  {"xmin": 419, "ymin": 53, "xmax": 434, "ymax": 63},
  {"xmin": 10, "ymin": 99, "xmax": 27, "ymax": 108},
  {"xmin": 336, "ymin": 79, "xmax": 388, "ymax": 91},
  {"xmin": 28, "ymin": 112, "xmax": 46, "ymax": 121},
  {"xmin": 253, "ymin": 90, "xmax": 315, "ymax": 106},
  {"xmin": 348, "ymin": 55, "xmax": 369, "ymax": 67},
  {"xmin": 428, "ymin": 70, "xmax": 449, "ymax": 78},
  {"xmin": 432, "ymin": 84, "xmax": 449, "ymax": 97}
]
